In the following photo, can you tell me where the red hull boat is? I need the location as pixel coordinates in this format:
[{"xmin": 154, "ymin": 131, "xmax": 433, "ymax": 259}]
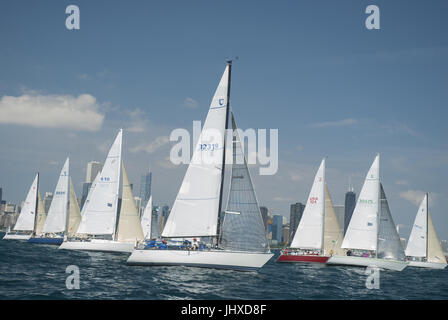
[{"xmin": 277, "ymin": 253, "xmax": 329, "ymax": 263}]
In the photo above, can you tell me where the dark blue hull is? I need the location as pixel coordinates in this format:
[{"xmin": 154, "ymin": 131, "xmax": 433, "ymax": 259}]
[{"xmin": 28, "ymin": 237, "xmax": 63, "ymax": 245}]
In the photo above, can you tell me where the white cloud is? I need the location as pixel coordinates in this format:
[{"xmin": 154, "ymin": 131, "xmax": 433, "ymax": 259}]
[
  {"xmin": 130, "ymin": 136, "xmax": 170, "ymax": 154},
  {"xmin": 309, "ymin": 118, "xmax": 358, "ymax": 128},
  {"xmin": 399, "ymin": 190, "xmax": 426, "ymax": 206},
  {"xmin": 183, "ymin": 97, "xmax": 198, "ymax": 109},
  {"xmin": 0, "ymin": 93, "xmax": 104, "ymax": 131}
]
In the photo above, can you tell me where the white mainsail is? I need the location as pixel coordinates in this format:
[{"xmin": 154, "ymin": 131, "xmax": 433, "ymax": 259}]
[
  {"xmin": 42, "ymin": 158, "xmax": 70, "ymax": 234},
  {"xmin": 34, "ymin": 192, "xmax": 46, "ymax": 235},
  {"xmin": 141, "ymin": 195, "xmax": 153, "ymax": 239},
  {"xmin": 14, "ymin": 174, "xmax": 39, "ymax": 232},
  {"xmin": 162, "ymin": 65, "xmax": 229, "ymax": 238},
  {"xmin": 405, "ymin": 194, "xmax": 427, "ymax": 258},
  {"xmin": 116, "ymin": 162, "xmax": 145, "ymax": 242},
  {"xmin": 76, "ymin": 129, "xmax": 122, "ymax": 236},
  {"xmin": 290, "ymin": 158, "xmax": 325, "ymax": 249},
  {"xmin": 67, "ymin": 178, "xmax": 81, "ymax": 236},
  {"xmin": 323, "ymin": 184, "xmax": 344, "ymax": 255},
  {"xmin": 342, "ymin": 154, "xmax": 380, "ymax": 251}
]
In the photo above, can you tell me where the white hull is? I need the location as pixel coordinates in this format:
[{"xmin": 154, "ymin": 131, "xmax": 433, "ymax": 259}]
[
  {"xmin": 127, "ymin": 249, "xmax": 274, "ymax": 271},
  {"xmin": 3, "ymin": 233, "xmax": 31, "ymax": 240},
  {"xmin": 408, "ymin": 261, "xmax": 447, "ymax": 269},
  {"xmin": 58, "ymin": 239, "xmax": 135, "ymax": 253},
  {"xmin": 326, "ymin": 255, "xmax": 408, "ymax": 271}
]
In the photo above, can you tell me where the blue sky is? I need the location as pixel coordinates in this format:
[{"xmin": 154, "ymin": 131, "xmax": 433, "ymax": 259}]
[{"xmin": 1, "ymin": 1, "xmax": 447, "ymax": 239}]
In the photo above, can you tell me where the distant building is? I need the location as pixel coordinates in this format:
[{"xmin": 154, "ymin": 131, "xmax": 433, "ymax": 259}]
[
  {"xmin": 333, "ymin": 205, "xmax": 345, "ymax": 230},
  {"xmin": 43, "ymin": 192, "xmax": 53, "ymax": 213},
  {"xmin": 289, "ymin": 202, "xmax": 305, "ymax": 242},
  {"xmin": 272, "ymin": 215, "xmax": 283, "ymax": 243},
  {"xmin": 440, "ymin": 240, "xmax": 448, "ymax": 255},
  {"xmin": 139, "ymin": 168, "xmax": 152, "ymax": 215},
  {"xmin": 400, "ymin": 238, "xmax": 407, "ymax": 250},
  {"xmin": 0, "ymin": 187, "xmax": 2, "ymax": 204},
  {"xmin": 259, "ymin": 206, "xmax": 269, "ymax": 231},
  {"xmin": 344, "ymin": 190, "xmax": 356, "ymax": 235},
  {"xmin": 282, "ymin": 224, "xmax": 290, "ymax": 245},
  {"xmin": 81, "ymin": 161, "xmax": 103, "ymax": 209}
]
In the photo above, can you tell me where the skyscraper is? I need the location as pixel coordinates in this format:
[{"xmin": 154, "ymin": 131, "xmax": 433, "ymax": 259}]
[
  {"xmin": 81, "ymin": 161, "xmax": 103, "ymax": 209},
  {"xmin": 344, "ymin": 190, "xmax": 356, "ymax": 235},
  {"xmin": 43, "ymin": 192, "xmax": 53, "ymax": 213},
  {"xmin": 272, "ymin": 214, "xmax": 283, "ymax": 243},
  {"xmin": 289, "ymin": 202, "xmax": 305, "ymax": 242},
  {"xmin": 259, "ymin": 206, "xmax": 269, "ymax": 231},
  {"xmin": 139, "ymin": 168, "xmax": 152, "ymax": 215}
]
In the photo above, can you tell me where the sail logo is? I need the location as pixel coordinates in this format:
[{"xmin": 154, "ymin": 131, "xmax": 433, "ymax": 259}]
[
  {"xmin": 219, "ymin": 98, "xmax": 225, "ymax": 106},
  {"xmin": 107, "ymin": 203, "xmax": 113, "ymax": 207},
  {"xmin": 55, "ymin": 191, "xmax": 65, "ymax": 195},
  {"xmin": 101, "ymin": 177, "xmax": 111, "ymax": 182},
  {"xmin": 309, "ymin": 197, "xmax": 319, "ymax": 204},
  {"xmin": 359, "ymin": 199, "xmax": 374, "ymax": 204}
]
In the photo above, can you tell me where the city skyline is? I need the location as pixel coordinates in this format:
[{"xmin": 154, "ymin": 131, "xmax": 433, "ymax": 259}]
[{"xmin": 0, "ymin": 1, "xmax": 447, "ymax": 240}]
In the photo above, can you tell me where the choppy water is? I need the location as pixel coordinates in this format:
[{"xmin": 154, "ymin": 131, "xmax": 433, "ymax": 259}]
[{"xmin": 1, "ymin": 233, "xmax": 447, "ymax": 300}]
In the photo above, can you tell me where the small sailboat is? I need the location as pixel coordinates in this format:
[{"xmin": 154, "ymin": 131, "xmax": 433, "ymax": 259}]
[
  {"xmin": 59, "ymin": 129, "xmax": 145, "ymax": 253},
  {"xmin": 127, "ymin": 62, "xmax": 273, "ymax": 271},
  {"xmin": 326, "ymin": 154, "xmax": 408, "ymax": 271},
  {"xmin": 405, "ymin": 194, "xmax": 447, "ymax": 269},
  {"xmin": 3, "ymin": 174, "xmax": 40, "ymax": 240},
  {"xmin": 277, "ymin": 158, "xmax": 344, "ymax": 263},
  {"xmin": 29, "ymin": 158, "xmax": 70, "ymax": 245}
]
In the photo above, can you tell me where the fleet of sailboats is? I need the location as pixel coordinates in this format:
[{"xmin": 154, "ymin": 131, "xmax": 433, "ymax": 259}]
[{"xmin": 2, "ymin": 63, "xmax": 447, "ymax": 274}]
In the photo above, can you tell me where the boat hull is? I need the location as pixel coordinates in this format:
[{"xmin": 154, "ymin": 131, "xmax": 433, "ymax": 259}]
[
  {"xmin": 277, "ymin": 254, "xmax": 329, "ymax": 263},
  {"xmin": 58, "ymin": 240, "xmax": 135, "ymax": 253},
  {"xmin": 127, "ymin": 249, "xmax": 274, "ymax": 271},
  {"xmin": 2, "ymin": 233, "xmax": 31, "ymax": 240},
  {"xmin": 408, "ymin": 261, "xmax": 447, "ymax": 269},
  {"xmin": 326, "ymin": 255, "xmax": 408, "ymax": 271},
  {"xmin": 28, "ymin": 237, "xmax": 63, "ymax": 245}
]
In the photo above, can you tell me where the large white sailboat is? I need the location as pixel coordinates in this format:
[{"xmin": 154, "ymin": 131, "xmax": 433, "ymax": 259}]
[
  {"xmin": 59, "ymin": 129, "xmax": 145, "ymax": 253},
  {"xmin": 326, "ymin": 154, "xmax": 408, "ymax": 271},
  {"xmin": 277, "ymin": 158, "xmax": 344, "ymax": 263},
  {"xmin": 3, "ymin": 174, "xmax": 40, "ymax": 240},
  {"xmin": 29, "ymin": 158, "xmax": 70, "ymax": 245},
  {"xmin": 405, "ymin": 194, "xmax": 447, "ymax": 269},
  {"xmin": 127, "ymin": 62, "xmax": 273, "ymax": 271}
]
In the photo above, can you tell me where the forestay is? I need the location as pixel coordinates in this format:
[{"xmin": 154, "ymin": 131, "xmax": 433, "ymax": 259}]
[
  {"xmin": 77, "ymin": 130, "xmax": 122, "ymax": 236},
  {"xmin": 162, "ymin": 65, "xmax": 229, "ymax": 238},
  {"xmin": 219, "ymin": 114, "xmax": 269, "ymax": 253},
  {"xmin": 342, "ymin": 154, "xmax": 380, "ymax": 251}
]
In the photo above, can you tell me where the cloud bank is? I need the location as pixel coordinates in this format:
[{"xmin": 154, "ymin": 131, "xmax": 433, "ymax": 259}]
[{"xmin": 0, "ymin": 93, "xmax": 104, "ymax": 131}]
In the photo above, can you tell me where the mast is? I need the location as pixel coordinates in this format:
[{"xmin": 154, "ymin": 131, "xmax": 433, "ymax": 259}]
[
  {"xmin": 216, "ymin": 60, "xmax": 232, "ymax": 241},
  {"xmin": 32, "ymin": 173, "xmax": 40, "ymax": 235},
  {"xmin": 321, "ymin": 158, "xmax": 326, "ymax": 253},
  {"xmin": 426, "ymin": 192, "xmax": 429, "ymax": 261},
  {"xmin": 375, "ymin": 153, "xmax": 380, "ymax": 258}
]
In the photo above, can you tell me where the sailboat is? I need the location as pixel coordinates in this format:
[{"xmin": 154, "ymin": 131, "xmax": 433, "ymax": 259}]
[
  {"xmin": 127, "ymin": 62, "xmax": 273, "ymax": 271},
  {"xmin": 29, "ymin": 158, "xmax": 70, "ymax": 245},
  {"xmin": 3, "ymin": 174, "xmax": 40, "ymax": 240},
  {"xmin": 59, "ymin": 129, "xmax": 145, "ymax": 253},
  {"xmin": 277, "ymin": 158, "xmax": 344, "ymax": 263},
  {"xmin": 405, "ymin": 194, "xmax": 447, "ymax": 269},
  {"xmin": 326, "ymin": 154, "xmax": 408, "ymax": 271}
]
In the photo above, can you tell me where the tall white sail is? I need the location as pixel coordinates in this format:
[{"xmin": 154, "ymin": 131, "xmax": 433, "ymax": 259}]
[
  {"xmin": 220, "ymin": 113, "xmax": 269, "ymax": 253},
  {"xmin": 377, "ymin": 183, "xmax": 406, "ymax": 260},
  {"xmin": 427, "ymin": 211, "xmax": 447, "ymax": 264},
  {"xmin": 116, "ymin": 162, "xmax": 145, "ymax": 242},
  {"xmin": 77, "ymin": 129, "xmax": 122, "ymax": 236},
  {"xmin": 405, "ymin": 194, "xmax": 427, "ymax": 258},
  {"xmin": 14, "ymin": 174, "xmax": 39, "ymax": 232},
  {"xmin": 290, "ymin": 158, "xmax": 325, "ymax": 249},
  {"xmin": 162, "ymin": 65, "xmax": 229, "ymax": 238},
  {"xmin": 34, "ymin": 192, "xmax": 46, "ymax": 235},
  {"xmin": 342, "ymin": 154, "xmax": 380, "ymax": 251},
  {"xmin": 141, "ymin": 195, "xmax": 153, "ymax": 238},
  {"xmin": 42, "ymin": 158, "xmax": 70, "ymax": 234},
  {"xmin": 323, "ymin": 184, "xmax": 344, "ymax": 255},
  {"xmin": 67, "ymin": 178, "xmax": 81, "ymax": 236}
]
